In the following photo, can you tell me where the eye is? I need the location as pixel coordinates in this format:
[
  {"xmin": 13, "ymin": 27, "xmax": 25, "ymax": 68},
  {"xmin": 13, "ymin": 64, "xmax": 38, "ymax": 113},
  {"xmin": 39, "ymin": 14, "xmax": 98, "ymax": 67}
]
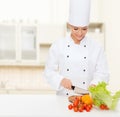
[
  {"xmin": 82, "ymin": 27, "xmax": 88, "ymax": 31},
  {"xmin": 83, "ymin": 28, "xmax": 87, "ymax": 30},
  {"xmin": 73, "ymin": 27, "xmax": 79, "ymax": 30}
]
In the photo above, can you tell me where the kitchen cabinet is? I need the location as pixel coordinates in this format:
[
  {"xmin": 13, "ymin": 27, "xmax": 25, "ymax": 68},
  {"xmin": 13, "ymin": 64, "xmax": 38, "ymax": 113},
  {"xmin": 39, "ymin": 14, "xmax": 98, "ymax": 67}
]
[
  {"xmin": 39, "ymin": 23, "xmax": 66, "ymax": 65},
  {"xmin": 0, "ymin": 21, "xmax": 40, "ymax": 66},
  {"xmin": 0, "ymin": 94, "xmax": 119, "ymax": 117},
  {"xmin": 38, "ymin": 23, "xmax": 66, "ymax": 44},
  {"xmin": 0, "ymin": 22, "xmax": 66, "ymax": 66},
  {"xmin": 0, "ymin": 23, "xmax": 16, "ymax": 60}
]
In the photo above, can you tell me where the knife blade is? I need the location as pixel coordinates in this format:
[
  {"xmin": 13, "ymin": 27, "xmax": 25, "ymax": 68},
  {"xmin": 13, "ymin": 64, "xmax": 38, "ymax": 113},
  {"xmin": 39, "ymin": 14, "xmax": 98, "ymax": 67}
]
[{"xmin": 71, "ymin": 85, "xmax": 89, "ymax": 95}]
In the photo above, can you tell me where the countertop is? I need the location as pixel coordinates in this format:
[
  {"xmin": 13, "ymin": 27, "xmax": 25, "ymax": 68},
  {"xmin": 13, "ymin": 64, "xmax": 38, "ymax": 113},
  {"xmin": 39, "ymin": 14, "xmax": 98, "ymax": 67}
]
[{"xmin": 0, "ymin": 94, "xmax": 119, "ymax": 117}]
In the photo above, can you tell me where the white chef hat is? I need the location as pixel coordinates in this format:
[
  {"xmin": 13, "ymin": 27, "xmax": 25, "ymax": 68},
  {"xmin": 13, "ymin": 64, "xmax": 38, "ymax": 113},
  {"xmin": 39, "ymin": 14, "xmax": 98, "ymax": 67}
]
[{"xmin": 68, "ymin": 0, "xmax": 91, "ymax": 27}]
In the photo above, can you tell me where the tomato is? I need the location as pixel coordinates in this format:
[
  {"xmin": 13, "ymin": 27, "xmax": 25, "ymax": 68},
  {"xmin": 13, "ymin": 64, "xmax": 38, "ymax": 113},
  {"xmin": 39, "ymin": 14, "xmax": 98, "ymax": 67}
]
[
  {"xmin": 67, "ymin": 96, "xmax": 93, "ymax": 113},
  {"xmin": 87, "ymin": 104, "xmax": 93, "ymax": 110},
  {"xmin": 100, "ymin": 104, "xmax": 109, "ymax": 110},
  {"xmin": 85, "ymin": 106, "xmax": 91, "ymax": 112},
  {"xmin": 83, "ymin": 103, "xmax": 87, "ymax": 109},
  {"xmin": 103, "ymin": 105, "xmax": 109, "ymax": 110},
  {"xmin": 73, "ymin": 99, "xmax": 79, "ymax": 107},
  {"xmin": 78, "ymin": 106, "xmax": 84, "ymax": 112},
  {"xmin": 68, "ymin": 104, "xmax": 73, "ymax": 110},
  {"xmin": 73, "ymin": 107, "xmax": 78, "ymax": 112},
  {"xmin": 100, "ymin": 104, "xmax": 106, "ymax": 110}
]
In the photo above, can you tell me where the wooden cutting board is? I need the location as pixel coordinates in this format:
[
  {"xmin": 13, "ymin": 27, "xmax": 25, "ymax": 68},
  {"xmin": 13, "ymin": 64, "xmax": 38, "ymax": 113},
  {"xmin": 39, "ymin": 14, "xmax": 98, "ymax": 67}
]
[{"xmin": 68, "ymin": 95, "xmax": 82, "ymax": 103}]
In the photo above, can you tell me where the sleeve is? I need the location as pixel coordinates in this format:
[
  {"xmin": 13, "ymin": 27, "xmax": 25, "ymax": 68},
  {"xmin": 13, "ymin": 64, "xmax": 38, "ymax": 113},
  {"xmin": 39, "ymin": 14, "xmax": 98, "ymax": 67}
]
[
  {"xmin": 90, "ymin": 47, "xmax": 110, "ymax": 85},
  {"xmin": 43, "ymin": 42, "xmax": 64, "ymax": 90}
]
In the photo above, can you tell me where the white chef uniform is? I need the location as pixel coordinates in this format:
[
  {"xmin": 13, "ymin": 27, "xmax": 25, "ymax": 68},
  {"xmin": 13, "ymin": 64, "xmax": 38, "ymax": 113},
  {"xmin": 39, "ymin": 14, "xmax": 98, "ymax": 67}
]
[
  {"xmin": 44, "ymin": 35, "xmax": 109, "ymax": 95},
  {"xmin": 43, "ymin": 0, "xmax": 109, "ymax": 95}
]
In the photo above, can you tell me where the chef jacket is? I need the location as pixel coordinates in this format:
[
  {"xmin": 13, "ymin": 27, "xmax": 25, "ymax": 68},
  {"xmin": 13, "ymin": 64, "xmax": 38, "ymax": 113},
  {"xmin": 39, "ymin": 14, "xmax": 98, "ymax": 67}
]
[{"xmin": 44, "ymin": 35, "xmax": 109, "ymax": 95}]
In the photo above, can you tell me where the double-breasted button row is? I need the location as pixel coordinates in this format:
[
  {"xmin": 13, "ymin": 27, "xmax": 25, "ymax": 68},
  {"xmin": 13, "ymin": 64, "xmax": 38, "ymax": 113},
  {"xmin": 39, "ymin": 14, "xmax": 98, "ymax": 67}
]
[
  {"xmin": 66, "ymin": 68, "xmax": 86, "ymax": 72},
  {"xmin": 83, "ymin": 44, "xmax": 87, "ymax": 72},
  {"xmin": 68, "ymin": 44, "xmax": 86, "ymax": 47},
  {"xmin": 66, "ymin": 44, "xmax": 87, "ymax": 72},
  {"xmin": 67, "ymin": 56, "xmax": 86, "ymax": 59},
  {"xmin": 67, "ymin": 45, "xmax": 70, "ymax": 72}
]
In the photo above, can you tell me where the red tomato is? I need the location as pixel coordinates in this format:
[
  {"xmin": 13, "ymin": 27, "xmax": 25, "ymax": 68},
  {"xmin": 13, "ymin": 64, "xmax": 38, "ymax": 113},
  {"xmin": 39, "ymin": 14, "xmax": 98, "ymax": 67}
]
[
  {"xmin": 83, "ymin": 103, "xmax": 87, "ymax": 109},
  {"xmin": 73, "ymin": 107, "xmax": 78, "ymax": 112},
  {"xmin": 100, "ymin": 104, "xmax": 106, "ymax": 110},
  {"xmin": 104, "ymin": 105, "xmax": 109, "ymax": 110},
  {"xmin": 68, "ymin": 104, "xmax": 73, "ymax": 110},
  {"xmin": 87, "ymin": 104, "xmax": 93, "ymax": 110},
  {"xmin": 78, "ymin": 106, "xmax": 84, "ymax": 112},
  {"xmin": 85, "ymin": 106, "xmax": 91, "ymax": 112},
  {"xmin": 73, "ymin": 99, "xmax": 79, "ymax": 107}
]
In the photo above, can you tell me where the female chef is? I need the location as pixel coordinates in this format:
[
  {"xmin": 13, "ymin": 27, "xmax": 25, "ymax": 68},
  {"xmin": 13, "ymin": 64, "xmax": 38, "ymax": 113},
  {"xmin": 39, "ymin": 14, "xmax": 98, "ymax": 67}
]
[{"xmin": 44, "ymin": 0, "xmax": 109, "ymax": 95}]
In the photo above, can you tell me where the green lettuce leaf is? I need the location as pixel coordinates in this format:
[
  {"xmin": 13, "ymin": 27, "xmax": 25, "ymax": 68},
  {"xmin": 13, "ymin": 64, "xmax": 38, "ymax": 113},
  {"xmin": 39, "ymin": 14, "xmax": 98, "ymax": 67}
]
[{"xmin": 89, "ymin": 82, "xmax": 120, "ymax": 110}]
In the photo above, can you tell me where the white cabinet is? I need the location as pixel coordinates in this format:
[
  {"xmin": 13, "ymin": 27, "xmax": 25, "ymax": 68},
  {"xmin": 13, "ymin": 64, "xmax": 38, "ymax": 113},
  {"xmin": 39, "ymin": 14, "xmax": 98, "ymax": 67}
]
[
  {"xmin": 39, "ymin": 23, "xmax": 66, "ymax": 65},
  {"xmin": 0, "ymin": 22, "xmax": 39, "ymax": 66},
  {"xmin": 38, "ymin": 24, "xmax": 66, "ymax": 44},
  {"xmin": 0, "ymin": 22, "xmax": 66, "ymax": 66},
  {"xmin": 0, "ymin": 23, "xmax": 16, "ymax": 60},
  {"xmin": 20, "ymin": 25, "xmax": 39, "ymax": 62}
]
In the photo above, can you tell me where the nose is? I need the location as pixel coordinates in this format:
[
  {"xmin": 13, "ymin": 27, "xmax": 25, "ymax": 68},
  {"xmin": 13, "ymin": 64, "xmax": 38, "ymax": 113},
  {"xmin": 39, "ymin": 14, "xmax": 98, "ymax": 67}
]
[{"xmin": 77, "ymin": 28, "xmax": 82, "ymax": 34}]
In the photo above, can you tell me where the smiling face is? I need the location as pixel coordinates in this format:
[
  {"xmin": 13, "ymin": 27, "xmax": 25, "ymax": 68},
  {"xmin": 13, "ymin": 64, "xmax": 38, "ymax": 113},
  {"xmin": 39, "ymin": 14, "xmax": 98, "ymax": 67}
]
[{"xmin": 68, "ymin": 23, "xmax": 88, "ymax": 44}]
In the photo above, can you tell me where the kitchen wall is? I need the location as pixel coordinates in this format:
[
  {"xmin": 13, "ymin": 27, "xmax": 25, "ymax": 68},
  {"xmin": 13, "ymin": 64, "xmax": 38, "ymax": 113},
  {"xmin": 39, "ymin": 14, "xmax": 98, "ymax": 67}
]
[{"xmin": 101, "ymin": 0, "xmax": 120, "ymax": 92}]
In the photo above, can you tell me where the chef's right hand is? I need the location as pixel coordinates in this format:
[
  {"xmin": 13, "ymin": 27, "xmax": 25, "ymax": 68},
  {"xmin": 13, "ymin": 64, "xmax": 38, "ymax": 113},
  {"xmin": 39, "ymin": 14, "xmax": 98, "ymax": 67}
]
[{"xmin": 60, "ymin": 78, "xmax": 72, "ymax": 90}]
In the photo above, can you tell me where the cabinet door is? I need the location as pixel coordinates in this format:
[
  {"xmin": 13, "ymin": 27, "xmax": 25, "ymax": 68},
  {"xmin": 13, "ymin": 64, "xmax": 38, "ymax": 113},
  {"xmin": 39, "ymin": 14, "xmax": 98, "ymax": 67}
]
[
  {"xmin": 21, "ymin": 26, "xmax": 37, "ymax": 60},
  {"xmin": 0, "ymin": 24, "xmax": 16, "ymax": 60}
]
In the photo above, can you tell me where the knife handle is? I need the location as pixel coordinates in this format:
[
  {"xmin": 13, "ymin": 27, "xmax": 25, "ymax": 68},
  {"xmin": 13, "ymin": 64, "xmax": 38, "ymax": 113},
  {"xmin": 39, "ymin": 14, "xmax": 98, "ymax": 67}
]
[{"xmin": 71, "ymin": 85, "xmax": 75, "ymax": 90}]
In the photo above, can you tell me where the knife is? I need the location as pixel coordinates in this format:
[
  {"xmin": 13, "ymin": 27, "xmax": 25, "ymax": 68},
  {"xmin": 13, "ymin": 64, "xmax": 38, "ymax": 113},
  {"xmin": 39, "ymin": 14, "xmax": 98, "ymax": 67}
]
[{"xmin": 71, "ymin": 85, "xmax": 89, "ymax": 95}]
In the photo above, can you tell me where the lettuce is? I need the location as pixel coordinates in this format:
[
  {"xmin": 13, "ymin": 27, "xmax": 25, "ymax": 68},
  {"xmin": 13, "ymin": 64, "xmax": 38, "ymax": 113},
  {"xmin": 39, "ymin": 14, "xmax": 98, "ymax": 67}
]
[{"xmin": 89, "ymin": 82, "xmax": 120, "ymax": 110}]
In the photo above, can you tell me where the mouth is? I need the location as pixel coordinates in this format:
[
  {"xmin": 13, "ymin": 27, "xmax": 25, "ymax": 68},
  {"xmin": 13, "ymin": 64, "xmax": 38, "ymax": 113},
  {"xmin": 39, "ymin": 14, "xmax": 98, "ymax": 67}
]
[{"xmin": 76, "ymin": 35, "xmax": 83, "ymax": 40}]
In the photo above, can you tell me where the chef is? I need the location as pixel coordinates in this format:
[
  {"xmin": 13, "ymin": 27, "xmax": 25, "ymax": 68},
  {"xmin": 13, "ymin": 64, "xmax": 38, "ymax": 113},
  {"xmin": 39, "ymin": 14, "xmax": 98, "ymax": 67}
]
[{"xmin": 44, "ymin": 0, "xmax": 109, "ymax": 95}]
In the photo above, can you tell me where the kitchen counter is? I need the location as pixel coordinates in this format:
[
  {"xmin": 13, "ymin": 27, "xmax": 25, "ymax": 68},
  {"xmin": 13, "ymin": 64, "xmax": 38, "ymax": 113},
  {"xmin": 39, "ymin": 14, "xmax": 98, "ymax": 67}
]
[{"xmin": 0, "ymin": 94, "xmax": 119, "ymax": 117}]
